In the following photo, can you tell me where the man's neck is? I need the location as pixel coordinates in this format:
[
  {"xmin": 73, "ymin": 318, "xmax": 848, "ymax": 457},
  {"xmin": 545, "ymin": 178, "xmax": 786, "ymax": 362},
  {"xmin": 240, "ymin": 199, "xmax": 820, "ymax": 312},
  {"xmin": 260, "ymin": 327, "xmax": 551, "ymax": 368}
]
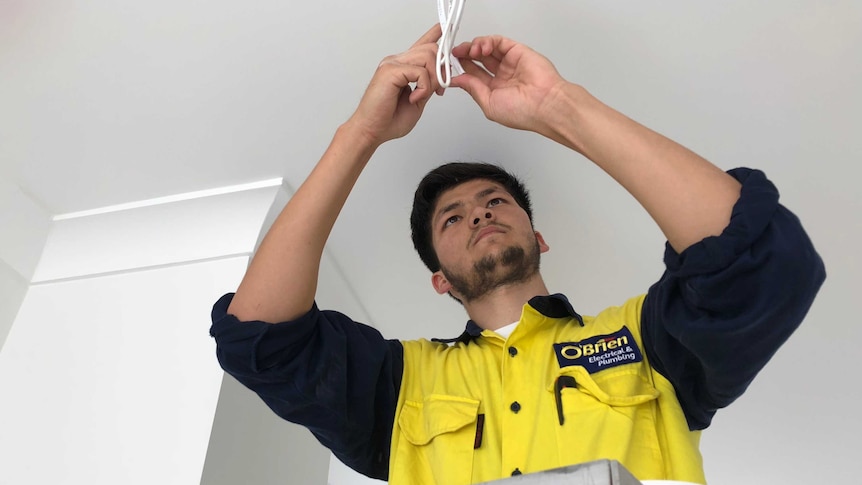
[{"xmin": 462, "ymin": 275, "xmax": 550, "ymax": 331}]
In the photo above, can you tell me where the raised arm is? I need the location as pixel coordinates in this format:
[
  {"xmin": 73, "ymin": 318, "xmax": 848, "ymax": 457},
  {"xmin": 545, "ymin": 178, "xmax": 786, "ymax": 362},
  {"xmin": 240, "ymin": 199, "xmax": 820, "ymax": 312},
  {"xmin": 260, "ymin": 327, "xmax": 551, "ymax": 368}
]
[
  {"xmin": 452, "ymin": 35, "xmax": 825, "ymax": 430},
  {"xmin": 228, "ymin": 26, "xmax": 443, "ymax": 323},
  {"xmin": 450, "ymin": 36, "xmax": 740, "ymax": 253}
]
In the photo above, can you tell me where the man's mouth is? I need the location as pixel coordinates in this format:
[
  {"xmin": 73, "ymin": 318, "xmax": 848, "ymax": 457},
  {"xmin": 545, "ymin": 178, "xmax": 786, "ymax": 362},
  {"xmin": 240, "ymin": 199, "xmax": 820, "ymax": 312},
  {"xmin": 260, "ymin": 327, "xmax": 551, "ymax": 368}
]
[{"xmin": 472, "ymin": 225, "xmax": 505, "ymax": 246}]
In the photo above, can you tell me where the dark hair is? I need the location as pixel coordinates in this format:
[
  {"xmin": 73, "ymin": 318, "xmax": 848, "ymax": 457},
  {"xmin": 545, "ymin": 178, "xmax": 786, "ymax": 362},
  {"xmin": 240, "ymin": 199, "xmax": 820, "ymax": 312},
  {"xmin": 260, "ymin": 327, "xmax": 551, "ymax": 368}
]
[{"xmin": 410, "ymin": 162, "xmax": 533, "ymax": 272}]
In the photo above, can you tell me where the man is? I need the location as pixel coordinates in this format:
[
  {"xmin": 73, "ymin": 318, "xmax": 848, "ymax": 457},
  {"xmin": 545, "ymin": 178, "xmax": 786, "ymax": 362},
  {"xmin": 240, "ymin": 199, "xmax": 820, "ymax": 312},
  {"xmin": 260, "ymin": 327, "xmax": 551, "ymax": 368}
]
[{"xmin": 210, "ymin": 25, "xmax": 824, "ymax": 484}]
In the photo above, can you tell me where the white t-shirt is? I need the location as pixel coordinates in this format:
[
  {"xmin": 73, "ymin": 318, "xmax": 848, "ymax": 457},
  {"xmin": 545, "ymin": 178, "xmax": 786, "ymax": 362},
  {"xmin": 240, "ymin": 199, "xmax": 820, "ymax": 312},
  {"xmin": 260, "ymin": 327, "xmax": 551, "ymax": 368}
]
[{"xmin": 494, "ymin": 321, "xmax": 520, "ymax": 340}]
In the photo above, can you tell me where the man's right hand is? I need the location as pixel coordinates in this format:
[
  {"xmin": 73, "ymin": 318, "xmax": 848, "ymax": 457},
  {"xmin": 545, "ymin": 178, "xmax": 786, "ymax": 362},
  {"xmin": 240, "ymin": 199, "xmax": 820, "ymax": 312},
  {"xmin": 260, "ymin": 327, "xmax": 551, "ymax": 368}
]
[
  {"xmin": 347, "ymin": 24, "xmax": 443, "ymax": 147},
  {"xmin": 228, "ymin": 25, "xmax": 444, "ymax": 323}
]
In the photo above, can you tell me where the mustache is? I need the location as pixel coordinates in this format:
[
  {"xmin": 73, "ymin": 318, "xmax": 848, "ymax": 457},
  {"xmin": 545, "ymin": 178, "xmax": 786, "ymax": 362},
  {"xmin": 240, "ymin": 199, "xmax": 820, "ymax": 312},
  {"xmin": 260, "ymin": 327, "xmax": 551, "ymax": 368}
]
[{"xmin": 469, "ymin": 222, "xmax": 511, "ymax": 247}]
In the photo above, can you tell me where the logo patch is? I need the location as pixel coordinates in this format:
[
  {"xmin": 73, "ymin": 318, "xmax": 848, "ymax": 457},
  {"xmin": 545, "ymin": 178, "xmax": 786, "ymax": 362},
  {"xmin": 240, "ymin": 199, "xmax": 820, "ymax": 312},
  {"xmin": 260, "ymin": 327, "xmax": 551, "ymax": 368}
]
[{"xmin": 553, "ymin": 326, "xmax": 643, "ymax": 373}]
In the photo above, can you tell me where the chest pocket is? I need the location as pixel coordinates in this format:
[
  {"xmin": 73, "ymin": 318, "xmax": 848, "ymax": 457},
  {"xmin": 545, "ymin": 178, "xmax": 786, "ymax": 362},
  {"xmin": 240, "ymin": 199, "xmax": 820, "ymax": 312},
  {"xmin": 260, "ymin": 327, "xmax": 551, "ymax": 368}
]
[
  {"xmin": 393, "ymin": 394, "xmax": 480, "ymax": 485},
  {"xmin": 548, "ymin": 365, "xmax": 665, "ymax": 478}
]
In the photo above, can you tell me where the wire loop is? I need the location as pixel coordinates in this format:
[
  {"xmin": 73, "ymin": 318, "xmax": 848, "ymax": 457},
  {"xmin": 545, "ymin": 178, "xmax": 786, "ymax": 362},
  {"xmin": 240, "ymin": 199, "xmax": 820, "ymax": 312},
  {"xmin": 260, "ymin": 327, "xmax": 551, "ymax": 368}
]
[{"xmin": 436, "ymin": 0, "xmax": 466, "ymax": 88}]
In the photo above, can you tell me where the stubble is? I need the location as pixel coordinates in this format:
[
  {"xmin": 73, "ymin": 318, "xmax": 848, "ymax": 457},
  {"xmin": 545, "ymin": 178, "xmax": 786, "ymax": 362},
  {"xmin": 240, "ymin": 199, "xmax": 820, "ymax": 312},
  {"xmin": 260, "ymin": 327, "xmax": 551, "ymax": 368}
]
[{"xmin": 441, "ymin": 239, "xmax": 541, "ymax": 303}]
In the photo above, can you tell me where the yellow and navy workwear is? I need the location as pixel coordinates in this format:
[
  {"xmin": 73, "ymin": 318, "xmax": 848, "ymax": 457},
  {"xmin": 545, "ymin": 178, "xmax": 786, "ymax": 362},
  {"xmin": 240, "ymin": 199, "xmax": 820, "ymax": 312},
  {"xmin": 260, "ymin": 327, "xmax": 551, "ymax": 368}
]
[
  {"xmin": 392, "ymin": 294, "xmax": 705, "ymax": 484},
  {"xmin": 211, "ymin": 168, "xmax": 825, "ymax": 484}
]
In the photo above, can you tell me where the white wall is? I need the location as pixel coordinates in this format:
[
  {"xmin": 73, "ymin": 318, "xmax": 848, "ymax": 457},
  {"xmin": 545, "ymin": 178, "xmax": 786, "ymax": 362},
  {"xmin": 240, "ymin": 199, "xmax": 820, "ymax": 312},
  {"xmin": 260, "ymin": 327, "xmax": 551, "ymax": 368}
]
[
  {"xmin": 0, "ymin": 260, "xmax": 28, "ymax": 354},
  {"xmin": 0, "ymin": 184, "xmax": 281, "ymax": 484},
  {"xmin": 0, "ymin": 178, "xmax": 51, "ymax": 351},
  {"xmin": 0, "ymin": 258, "xmax": 243, "ymax": 484},
  {"xmin": 200, "ymin": 185, "xmax": 332, "ymax": 485},
  {"xmin": 199, "ymin": 250, "xmax": 366, "ymax": 485},
  {"xmin": 200, "ymin": 185, "xmax": 380, "ymax": 485}
]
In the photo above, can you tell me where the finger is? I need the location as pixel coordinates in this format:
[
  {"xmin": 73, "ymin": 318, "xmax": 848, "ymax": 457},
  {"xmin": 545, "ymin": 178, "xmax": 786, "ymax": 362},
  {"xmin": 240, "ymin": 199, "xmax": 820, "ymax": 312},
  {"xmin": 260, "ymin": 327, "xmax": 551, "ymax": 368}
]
[
  {"xmin": 452, "ymin": 40, "xmax": 501, "ymax": 74},
  {"xmin": 415, "ymin": 90, "xmax": 432, "ymax": 112},
  {"xmin": 459, "ymin": 35, "xmax": 521, "ymax": 72},
  {"xmin": 451, "ymin": 41, "xmax": 476, "ymax": 64},
  {"xmin": 407, "ymin": 66, "xmax": 435, "ymax": 104},
  {"xmin": 451, "ymin": 37, "xmax": 503, "ymax": 64},
  {"xmin": 458, "ymin": 58, "xmax": 493, "ymax": 85},
  {"xmin": 395, "ymin": 43, "xmax": 440, "ymax": 67},
  {"xmin": 411, "ymin": 24, "xmax": 442, "ymax": 48},
  {"xmin": 450, "ymin": 73, "xmax": 491, "ymax": 113},
  {"xmin": 379, "ymin": 46, "xmax": 440, "ymax": 86},
  {"xmin": 477, "ymin": 35, "xmax": 519, "ymax": 60},
  {"xmin": 381, "ymin": 63, "xmax": 435, "ymax": 104},
  {"xmin": 471, "ymin": 37, "xmax": 503, "ymax": 64},
  {"xmin": 398, "ymin": 84, "xmax": 414, "ymax": 109},
  {"xmin": 472, "ymin": 53, "xmax": 501, "ymax": 76},
  {"xmin": 380, "ymin": 44, "xmax": 439, "ymax": 86}
]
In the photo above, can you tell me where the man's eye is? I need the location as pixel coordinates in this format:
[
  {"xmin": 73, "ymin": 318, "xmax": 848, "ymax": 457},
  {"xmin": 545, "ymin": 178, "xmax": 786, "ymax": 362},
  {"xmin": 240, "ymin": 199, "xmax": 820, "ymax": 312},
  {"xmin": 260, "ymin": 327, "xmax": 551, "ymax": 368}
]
[
  {"xmin": 488, "ymin": 198, "xmax": 504, "ymax": 207},
  {"xmin": 444, "ymin": 215, "xmax": 460, "ymax": 227}
]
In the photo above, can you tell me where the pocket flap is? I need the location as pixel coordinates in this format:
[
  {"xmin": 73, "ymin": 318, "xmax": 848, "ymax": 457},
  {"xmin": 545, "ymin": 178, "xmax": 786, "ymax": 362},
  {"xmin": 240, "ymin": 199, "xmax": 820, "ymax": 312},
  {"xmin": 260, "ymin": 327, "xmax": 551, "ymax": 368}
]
[
  {"xmin": 398, "ymin": 394, "xmax": 480, "ymax": 446},
  {"xmin": 548, "ymin": 366, "xmax": 659, "ymax": 407}
]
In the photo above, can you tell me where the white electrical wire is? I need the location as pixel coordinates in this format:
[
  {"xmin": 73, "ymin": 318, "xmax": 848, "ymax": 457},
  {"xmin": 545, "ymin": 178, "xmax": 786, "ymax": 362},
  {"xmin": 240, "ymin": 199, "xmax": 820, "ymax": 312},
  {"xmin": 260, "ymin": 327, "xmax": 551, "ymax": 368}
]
[{"xmin": 436, "ymin": 0, "xmax": 466, "ymax": 88}]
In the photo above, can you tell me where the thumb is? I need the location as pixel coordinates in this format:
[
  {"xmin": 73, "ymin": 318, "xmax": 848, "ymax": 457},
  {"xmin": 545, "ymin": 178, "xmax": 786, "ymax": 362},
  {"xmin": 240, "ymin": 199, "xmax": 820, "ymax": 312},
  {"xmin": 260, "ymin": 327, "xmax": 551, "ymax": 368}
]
[{"xmin": 451, "ymin": 74, "xmax": 491, "ymax": 113}]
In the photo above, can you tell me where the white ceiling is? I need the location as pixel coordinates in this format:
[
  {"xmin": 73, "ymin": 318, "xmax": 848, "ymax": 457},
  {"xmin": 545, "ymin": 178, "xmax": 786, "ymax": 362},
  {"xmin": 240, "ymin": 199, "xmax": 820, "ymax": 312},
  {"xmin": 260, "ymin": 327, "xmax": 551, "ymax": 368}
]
[
  {"xmin": 3, "ymin": 0, "xmax": 857, "ymax": 215},
  {"xmin": 2, "ymin": 1, "xmax": 860, "ymax": 483}
]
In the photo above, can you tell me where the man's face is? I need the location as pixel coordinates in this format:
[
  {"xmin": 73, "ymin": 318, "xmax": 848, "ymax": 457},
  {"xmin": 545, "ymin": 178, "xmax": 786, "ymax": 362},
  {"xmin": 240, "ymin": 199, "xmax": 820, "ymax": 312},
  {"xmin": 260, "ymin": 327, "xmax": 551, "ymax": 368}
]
[{"xmin": 429, "ymin": 179, "xmax": 549, "ymax": 302}]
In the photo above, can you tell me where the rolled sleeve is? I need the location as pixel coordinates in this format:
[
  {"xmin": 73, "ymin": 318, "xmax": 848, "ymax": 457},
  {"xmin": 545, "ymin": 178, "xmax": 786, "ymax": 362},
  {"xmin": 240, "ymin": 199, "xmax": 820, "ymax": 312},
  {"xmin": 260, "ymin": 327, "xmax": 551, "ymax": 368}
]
[
  {"xmin": 642, "ymin": 168, "xmax": 826, "ymax": 430},
  {"xmin": 209, "ymin": 293, "xmax": 403, "ymax": 479}
]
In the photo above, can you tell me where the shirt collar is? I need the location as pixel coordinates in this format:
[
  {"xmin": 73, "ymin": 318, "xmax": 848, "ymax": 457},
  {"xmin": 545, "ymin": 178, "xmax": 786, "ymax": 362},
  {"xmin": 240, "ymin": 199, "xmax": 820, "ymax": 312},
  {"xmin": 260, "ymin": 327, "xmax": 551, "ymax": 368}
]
[{"xmin": 431, "ymin": 293, "xmax": 584, "ymax": 345}]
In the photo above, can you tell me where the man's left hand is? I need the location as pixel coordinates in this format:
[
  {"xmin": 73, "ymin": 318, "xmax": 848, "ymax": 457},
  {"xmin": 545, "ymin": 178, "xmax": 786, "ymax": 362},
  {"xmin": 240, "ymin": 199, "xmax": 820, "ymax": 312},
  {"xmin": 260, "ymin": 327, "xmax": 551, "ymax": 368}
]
[{"xmin": 450, "ymin": 35, "xmax": 567, "ymax": 135}]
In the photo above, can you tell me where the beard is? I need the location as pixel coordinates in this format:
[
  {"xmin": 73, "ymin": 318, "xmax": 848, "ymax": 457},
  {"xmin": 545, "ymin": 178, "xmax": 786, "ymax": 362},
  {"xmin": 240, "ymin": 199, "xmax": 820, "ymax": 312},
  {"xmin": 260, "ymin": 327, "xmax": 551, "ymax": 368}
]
[{"xmin": 440, "ymin": 239, "xmax": 541, "ymax": 303}]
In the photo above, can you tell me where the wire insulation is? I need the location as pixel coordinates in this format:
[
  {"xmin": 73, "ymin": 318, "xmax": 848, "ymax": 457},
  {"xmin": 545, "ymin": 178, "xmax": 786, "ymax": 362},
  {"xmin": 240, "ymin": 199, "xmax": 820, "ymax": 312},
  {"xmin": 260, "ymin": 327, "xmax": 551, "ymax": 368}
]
[{"xmin": 436, "ymin": 0, "xmax": 466, "ymax": 88}]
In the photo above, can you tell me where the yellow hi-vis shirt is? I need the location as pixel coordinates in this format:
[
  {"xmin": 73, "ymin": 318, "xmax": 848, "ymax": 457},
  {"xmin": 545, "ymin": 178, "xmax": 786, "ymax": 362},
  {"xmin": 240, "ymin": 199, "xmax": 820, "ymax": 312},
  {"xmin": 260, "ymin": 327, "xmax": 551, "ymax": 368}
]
[{"xmin": 390, "ymin": 294, "xmax": 705, "ymax": 485}]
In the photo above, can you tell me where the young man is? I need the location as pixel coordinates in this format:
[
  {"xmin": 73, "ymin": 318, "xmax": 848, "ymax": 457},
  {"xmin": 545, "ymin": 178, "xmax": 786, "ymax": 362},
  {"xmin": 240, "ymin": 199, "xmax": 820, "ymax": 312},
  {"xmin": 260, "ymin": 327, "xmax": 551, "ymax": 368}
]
[{"xmin": 210, "ymin": 25, "xmax": 824, "ymax": 484}]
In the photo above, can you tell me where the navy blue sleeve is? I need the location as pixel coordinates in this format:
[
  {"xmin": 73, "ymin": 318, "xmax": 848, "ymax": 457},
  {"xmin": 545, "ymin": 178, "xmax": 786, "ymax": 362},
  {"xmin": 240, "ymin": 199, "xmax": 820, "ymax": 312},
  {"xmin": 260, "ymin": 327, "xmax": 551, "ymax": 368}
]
[
  {"xmin": 642, "ymin": 168, "xmax": 826, "ymax": 430},
  {"xmin": 209, "ymin": 294, "xmax": 403, "ymax": 480}
]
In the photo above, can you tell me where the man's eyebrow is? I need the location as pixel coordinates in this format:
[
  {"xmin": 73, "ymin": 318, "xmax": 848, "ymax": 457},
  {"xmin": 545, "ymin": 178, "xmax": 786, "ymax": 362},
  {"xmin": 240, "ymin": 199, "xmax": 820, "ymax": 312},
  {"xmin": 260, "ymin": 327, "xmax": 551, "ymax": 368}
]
[
  {"xmin": 475, "ymin": 187, "xmax": 501, "ymax": 200},
  {"xmin": 435, "ymin": 186, "xmax": 505, "ymax": 223},
  {"xmin": 436, "ymin": 201, "xmax": 463, "ymax": 221}
]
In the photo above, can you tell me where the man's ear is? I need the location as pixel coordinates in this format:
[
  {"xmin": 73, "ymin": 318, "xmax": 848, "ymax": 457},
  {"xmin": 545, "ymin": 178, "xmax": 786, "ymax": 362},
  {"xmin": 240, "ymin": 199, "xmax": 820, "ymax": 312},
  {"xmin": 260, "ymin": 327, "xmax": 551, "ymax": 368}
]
[
  {"xmin": 535, "ymin": 231, "xmax": 550, "ymax": 253},
  {"xmin": 431, "ymin": 271, "xmax": 452, "ymax": 295}
]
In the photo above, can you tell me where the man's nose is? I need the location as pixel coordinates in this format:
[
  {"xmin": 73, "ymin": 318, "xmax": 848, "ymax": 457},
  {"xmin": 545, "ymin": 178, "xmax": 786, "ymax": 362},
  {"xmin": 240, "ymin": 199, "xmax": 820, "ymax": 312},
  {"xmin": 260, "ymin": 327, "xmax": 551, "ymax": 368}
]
[{"xmin": 471, "ymin": 210, "xmax": 493, "ymax": 226}]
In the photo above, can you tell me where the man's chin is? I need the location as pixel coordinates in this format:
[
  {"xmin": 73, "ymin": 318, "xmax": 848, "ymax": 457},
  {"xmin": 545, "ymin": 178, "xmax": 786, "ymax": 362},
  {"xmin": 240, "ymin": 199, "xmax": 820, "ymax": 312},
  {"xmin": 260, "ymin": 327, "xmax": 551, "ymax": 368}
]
[{"xmin": 441, "ymin": 243, "xmax": 540, "ymax": 302}]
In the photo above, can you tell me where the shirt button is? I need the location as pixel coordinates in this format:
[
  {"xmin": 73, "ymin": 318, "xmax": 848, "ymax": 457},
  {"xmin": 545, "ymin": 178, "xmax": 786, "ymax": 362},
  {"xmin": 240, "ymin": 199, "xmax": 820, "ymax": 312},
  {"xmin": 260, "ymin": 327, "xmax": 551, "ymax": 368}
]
[
  {"xmin": 511, "ymin": 468, "xmax": 522, "ymax": 476},
  {"xmin": 508, "ymin": 346, "xmax": 518, "ymax": 357},
  {"xmin": 510, "ymin": 401, "xmax": 521, "ymax": 413}
]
